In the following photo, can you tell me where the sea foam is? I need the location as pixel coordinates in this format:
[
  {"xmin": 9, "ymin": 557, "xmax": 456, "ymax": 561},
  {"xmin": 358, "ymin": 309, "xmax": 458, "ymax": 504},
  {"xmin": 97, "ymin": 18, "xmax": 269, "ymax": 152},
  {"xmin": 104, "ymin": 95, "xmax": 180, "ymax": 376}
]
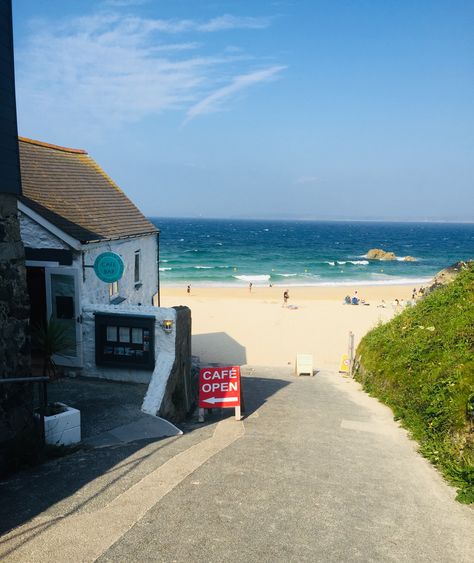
[{"xmin": 234, "ymin": 274, "xmax": 271, "ymax": 282}]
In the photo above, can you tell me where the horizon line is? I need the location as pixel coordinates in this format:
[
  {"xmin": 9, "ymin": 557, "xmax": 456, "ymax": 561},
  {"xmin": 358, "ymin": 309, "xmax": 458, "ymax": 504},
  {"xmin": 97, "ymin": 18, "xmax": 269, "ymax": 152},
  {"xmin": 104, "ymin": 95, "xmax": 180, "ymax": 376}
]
[{"xmin": 147, "ymin": 215, "xmax": 474, "ymax": 225}]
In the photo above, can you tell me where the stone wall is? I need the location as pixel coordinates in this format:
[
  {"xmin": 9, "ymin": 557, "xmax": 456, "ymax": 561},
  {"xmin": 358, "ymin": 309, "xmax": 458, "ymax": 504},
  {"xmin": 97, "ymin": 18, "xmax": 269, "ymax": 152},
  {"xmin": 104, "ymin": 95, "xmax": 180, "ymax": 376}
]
[
  {"xmin": 158, "ymin": 306, "xmax": 194, "ymax": 421},
  {"xmin": 0, "ymin": 194, "xmax": 34, "ymax": 477}
]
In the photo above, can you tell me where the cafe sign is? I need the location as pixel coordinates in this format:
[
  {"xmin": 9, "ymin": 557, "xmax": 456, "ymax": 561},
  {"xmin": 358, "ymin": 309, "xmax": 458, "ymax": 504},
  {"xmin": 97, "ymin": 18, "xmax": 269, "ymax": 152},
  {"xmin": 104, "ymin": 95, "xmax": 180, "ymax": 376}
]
[{"xmin": 93, "ymin": 252, "xmax": 124, "ymax": 283}]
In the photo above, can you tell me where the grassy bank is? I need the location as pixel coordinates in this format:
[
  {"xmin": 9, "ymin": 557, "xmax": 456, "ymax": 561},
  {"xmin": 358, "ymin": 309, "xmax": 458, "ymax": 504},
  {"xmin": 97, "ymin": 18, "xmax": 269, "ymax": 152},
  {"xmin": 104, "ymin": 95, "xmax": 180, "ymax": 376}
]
[{"xmin": 355, "ymin": 264, "xmax": 474, "ymax": 503}]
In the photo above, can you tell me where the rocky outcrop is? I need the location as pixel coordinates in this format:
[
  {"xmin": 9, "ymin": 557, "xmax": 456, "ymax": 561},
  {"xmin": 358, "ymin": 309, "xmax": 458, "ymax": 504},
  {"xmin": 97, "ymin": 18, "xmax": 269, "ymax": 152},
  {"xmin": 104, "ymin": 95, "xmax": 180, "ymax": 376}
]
[
  {"xmin": 366, "ymin": 248, "xmax": 417, "ymax": 262},
  {"xmin": 366, "ymin": 248, "xmax": 397, "ymax": 260},
  {"xmin": 428, "ymin": 261, "xmax": 473, "ymax": 294}
]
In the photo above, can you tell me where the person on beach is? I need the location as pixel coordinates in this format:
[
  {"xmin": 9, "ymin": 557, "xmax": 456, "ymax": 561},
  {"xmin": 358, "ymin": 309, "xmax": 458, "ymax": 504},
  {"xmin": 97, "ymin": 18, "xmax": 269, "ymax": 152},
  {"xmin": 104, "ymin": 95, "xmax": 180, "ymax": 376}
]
[
  {"xmin": 283, "ymin": 290, "xmax": 289, "ymax": 306},
  {"xmin": 187, "ymin": 285, "xmax": 191, "ymax": 294},
  {"xmin": 249, "ymin": 282, "xmax": 253, "ymax": 292}
]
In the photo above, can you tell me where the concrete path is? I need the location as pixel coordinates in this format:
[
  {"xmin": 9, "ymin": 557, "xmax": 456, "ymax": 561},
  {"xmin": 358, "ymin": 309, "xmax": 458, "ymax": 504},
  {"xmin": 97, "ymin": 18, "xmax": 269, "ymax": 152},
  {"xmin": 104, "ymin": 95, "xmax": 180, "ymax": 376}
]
[
  {"xmin": 1, "ymin": 369, "xmax": 473, "ymax": 562},
  {"xmin": 83, "ymin": 415, "xmax": 182, "ymax": 448}
]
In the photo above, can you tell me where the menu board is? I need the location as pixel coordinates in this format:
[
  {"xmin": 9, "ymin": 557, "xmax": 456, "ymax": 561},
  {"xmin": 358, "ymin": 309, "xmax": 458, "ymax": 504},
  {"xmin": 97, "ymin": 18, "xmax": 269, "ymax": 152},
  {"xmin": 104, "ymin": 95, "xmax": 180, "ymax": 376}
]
[{"xmin": 95, "ymin": 313, "xmax": 155, "ymax": 370}]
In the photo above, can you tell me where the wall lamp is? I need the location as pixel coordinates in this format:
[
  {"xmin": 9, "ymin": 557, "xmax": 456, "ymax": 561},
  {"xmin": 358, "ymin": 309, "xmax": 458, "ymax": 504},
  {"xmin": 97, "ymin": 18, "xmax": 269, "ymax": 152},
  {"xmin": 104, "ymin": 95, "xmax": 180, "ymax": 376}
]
[{"xmin": 161, "ymin": 319, "xmax": 173, "ymax": 334}]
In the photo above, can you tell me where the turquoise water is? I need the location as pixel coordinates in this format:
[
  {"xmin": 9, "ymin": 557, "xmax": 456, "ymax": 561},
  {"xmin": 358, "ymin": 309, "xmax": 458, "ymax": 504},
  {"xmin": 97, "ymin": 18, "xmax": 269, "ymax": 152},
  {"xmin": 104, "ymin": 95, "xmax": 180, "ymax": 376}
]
[{"xmin": 151, "ymin": 218, "xmax": 474, "ymax": 287}]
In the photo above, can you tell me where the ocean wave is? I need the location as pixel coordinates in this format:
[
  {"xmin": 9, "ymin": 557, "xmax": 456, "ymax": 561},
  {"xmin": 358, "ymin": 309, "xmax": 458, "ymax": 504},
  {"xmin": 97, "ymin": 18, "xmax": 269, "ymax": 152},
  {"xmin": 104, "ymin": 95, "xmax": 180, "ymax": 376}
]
[
  {"xmin": 159, "ymin": 267, "xmax": 172, "ymax": 271},
  {"xmin": 336, "ymin": 260, "xmax": 369, "ymax": 265},
  {"xmin": 194, "ymin": 266, "xmax": 213, "ymax": 269},
  {"xmin": 162, "ymin": 276, "xmax": 432, "ymax": 289},
  {"xmin": 396, "ymin": 256, "xmax": 418, "ymax": 262},
  {"xmin": 326, "ymin": 261, "xmax": 336, "ymax": 266},
  {"xmin": 274, "ymin": 273, "xmax": 298, "ymax": 277},
  {"xmin": 233, "ymin": 274, "xmax": 271, "ymax": 282},
  {"xmin": 360, "ymin": 253, "xmax": 418, "ymax": 262}
]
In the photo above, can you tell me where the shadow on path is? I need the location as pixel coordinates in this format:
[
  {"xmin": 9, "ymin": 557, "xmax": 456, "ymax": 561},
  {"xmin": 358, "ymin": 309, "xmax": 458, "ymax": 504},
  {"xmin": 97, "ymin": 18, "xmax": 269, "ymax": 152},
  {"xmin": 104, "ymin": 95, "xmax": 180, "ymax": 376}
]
[
  {"xmin": 0, "ymin": 372, "xmax": 290, "ymax": 538},
  {"xmin": 193, "ymin": 332, "xmax": 247, "ymax": 365}
]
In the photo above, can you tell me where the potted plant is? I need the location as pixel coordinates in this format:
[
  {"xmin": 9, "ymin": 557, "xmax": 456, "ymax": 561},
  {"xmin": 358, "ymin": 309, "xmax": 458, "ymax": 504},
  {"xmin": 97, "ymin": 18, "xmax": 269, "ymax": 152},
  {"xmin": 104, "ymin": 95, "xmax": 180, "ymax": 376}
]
[
  {"xmin": 33, "ymin": 318, "xmax": 74, "ymax": 380},
  {"xmin": 41, "ymin": 401, "xmax": 81, "ymax": 446},
  {"xmin": 33, "ymin": 319, "xmax": 81, "ymax": 446}
]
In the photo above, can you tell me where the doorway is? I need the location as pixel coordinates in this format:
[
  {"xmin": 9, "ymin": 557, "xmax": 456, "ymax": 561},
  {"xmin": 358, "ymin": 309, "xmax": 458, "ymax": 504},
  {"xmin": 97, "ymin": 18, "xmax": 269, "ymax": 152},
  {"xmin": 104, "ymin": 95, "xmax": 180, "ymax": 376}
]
[{"xmin": 26, "ymin": 266, "xmax": 83, "ymax": 368}]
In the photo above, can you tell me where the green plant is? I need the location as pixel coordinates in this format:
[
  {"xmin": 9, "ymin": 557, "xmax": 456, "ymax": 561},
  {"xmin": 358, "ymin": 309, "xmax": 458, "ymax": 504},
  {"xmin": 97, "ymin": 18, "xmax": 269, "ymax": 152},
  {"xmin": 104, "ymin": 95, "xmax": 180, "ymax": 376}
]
[
  {"xmin": 355, "ymin": 264, "xmax": 474, "ymax": 503},
  {"xmin": 33, "ymin": 318, "xmax": 75, "ymax": 380}
]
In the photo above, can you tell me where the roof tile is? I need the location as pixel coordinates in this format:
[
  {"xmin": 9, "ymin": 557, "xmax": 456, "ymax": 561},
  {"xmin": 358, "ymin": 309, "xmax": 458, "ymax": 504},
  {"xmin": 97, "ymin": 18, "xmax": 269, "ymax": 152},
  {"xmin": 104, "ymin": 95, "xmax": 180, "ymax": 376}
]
[{"xmin": 19, "ymin": 137, "xmax": 158, "ymax": 243}]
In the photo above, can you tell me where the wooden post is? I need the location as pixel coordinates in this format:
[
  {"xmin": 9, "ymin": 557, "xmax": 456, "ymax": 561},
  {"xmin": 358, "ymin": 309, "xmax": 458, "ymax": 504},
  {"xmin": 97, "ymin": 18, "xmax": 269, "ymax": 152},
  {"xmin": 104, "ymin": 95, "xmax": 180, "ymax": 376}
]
[
  {"xmin": 348, "ymin": 331, "xmax": 355, "ymax": 377},
  {"xmin": 198, "ymin": 408, "xmax": 205, "ymax": 422}
]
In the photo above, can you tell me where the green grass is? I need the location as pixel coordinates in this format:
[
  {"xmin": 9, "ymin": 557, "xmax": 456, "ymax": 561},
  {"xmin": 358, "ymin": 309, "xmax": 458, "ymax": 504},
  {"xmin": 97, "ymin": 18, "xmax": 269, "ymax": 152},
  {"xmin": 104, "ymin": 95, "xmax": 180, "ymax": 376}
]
[{"xmin": 355, "ymin": 264, "xmax": 474, "ymax": 503}]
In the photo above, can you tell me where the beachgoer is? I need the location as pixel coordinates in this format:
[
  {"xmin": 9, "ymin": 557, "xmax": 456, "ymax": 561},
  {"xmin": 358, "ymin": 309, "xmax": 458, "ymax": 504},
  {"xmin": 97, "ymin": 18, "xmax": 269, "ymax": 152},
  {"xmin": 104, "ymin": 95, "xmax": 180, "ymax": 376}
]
[
  {"xmin": 187, "ymin": 285, "xmax": 191, "ymax": 294},
  {"xmin": 249, "ymin": 282, "xmax": 253, "ymax": 292},
  {"xmin": 344, "ymin": 295, "xmax": 351, "ymax": 305},
  {"xmin": 283, "ymin": 290, "xmax": 289, "ymax": 306},
  {"xmin": 352, "ymin": 290, "xmax": 360, "ymax": 305}
]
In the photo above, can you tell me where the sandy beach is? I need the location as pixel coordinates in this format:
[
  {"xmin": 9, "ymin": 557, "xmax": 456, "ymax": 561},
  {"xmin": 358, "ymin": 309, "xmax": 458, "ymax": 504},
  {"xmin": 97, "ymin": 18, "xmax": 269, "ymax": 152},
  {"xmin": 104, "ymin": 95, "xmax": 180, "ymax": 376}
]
[{"xmin": 160, "ymin": 284, "xmax": 418, "ymax": 371}]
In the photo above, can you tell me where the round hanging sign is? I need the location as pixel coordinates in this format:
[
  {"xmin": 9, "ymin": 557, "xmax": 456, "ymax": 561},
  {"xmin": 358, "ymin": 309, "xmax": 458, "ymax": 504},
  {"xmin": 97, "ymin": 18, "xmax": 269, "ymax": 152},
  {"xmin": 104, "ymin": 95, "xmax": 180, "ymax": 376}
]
[{"xmin": 93, "ymin": 252, "xmax": 124, "ymax": 283}]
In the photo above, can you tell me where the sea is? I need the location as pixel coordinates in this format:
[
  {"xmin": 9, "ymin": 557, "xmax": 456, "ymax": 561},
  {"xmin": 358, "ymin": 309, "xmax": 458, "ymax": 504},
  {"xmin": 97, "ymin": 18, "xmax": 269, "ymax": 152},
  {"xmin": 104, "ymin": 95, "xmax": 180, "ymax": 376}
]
[{"xmin": 150, "ymin": 218, "xmax": 474, "ymax": 288}]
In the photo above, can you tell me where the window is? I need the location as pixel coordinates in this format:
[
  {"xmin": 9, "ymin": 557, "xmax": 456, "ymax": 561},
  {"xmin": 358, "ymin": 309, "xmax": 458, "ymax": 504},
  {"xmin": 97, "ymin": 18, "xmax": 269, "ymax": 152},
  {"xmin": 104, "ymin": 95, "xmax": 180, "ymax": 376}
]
[
  {"xmin": 134, "ymin": 251, "xmax": 141, "ymax": 285},
  {"xmin": 109, "ymin": 280, "xmax": 119, "ymax": 298},
  {"xmin": 95, "ymin": 313, "xmax": 155, "ymax": 370}
]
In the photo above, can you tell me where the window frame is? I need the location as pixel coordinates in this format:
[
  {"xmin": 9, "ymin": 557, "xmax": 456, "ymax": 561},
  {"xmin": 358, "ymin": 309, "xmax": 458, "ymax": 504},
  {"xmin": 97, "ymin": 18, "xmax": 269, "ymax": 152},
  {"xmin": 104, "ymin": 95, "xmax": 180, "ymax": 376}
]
[{"xmin": 134, "ymin": 250, "xmax": 141, "ymax": 287}]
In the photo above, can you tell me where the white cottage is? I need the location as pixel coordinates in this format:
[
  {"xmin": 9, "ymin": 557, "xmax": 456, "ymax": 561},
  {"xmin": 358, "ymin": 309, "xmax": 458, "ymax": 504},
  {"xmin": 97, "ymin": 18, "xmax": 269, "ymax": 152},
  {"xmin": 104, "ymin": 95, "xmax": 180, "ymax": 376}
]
[{"xmin": 18, "ymin": 137, "xmax": 193, "ymax": 419}]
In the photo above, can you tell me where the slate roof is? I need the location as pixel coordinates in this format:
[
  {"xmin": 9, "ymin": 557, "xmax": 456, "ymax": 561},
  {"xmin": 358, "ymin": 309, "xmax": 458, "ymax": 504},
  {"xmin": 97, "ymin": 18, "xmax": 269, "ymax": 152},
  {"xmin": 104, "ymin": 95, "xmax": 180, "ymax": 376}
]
[{"xmin": 18, "ymin": 137, "xmax": 158, "ymax": 243}]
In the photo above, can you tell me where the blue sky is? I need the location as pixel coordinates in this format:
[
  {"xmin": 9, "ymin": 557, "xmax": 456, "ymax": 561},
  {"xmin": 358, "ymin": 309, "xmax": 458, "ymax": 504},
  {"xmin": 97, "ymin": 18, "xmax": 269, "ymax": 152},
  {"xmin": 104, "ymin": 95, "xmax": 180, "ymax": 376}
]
[{"xmin": 13, "ymin": 0, "xmax": 474, "ymax": 221}]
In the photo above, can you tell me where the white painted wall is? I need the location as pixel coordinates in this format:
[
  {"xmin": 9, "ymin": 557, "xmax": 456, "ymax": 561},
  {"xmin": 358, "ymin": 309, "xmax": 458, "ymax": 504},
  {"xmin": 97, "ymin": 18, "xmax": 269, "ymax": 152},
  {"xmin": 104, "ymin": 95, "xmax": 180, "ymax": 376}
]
[
  {"xmin": 78, "ymin": 234, "xmax": 158, "ymax": 307},
  {"xmin": 20, "ymin": 211, "xmax": 162, "ymax": 382},
  {"xmin": 20, "ymin": 213, "xmax": 69, "ymax": 250},
  {"xmin": 82, "ymin": 304, "xmax": 176, "ymax": 415},
  {"xmin": 20, "ymin": 212, "xmax": 158, "ymax": 308}
]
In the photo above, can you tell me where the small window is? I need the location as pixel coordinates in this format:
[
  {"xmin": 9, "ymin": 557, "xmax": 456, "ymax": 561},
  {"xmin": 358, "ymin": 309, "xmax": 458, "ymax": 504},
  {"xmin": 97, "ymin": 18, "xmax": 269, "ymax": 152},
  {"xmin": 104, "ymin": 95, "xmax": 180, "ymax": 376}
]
[
  {"xmin": 134, "ymin": 251, "xmax": 141, "ymax": 284},
  {"xmin": 109, "ymin": 280, "xmax": 119, "ymax": 298}
]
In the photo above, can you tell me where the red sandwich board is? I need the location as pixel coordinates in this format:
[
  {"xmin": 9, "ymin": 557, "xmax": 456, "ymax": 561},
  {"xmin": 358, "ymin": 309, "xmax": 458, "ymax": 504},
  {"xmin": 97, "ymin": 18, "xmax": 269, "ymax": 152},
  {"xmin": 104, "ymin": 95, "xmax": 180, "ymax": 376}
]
[{"xmin": 198, "ymin": 366, "xmax": 242, "ymax": 420}]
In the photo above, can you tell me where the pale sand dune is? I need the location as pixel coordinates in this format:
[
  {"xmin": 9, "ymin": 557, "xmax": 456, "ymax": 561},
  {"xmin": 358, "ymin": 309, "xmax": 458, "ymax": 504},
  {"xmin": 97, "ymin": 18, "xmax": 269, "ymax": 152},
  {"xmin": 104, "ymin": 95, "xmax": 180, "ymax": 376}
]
[{"xmin": 160, "ymin": 285, "xmax": 417, "ymax": 370}]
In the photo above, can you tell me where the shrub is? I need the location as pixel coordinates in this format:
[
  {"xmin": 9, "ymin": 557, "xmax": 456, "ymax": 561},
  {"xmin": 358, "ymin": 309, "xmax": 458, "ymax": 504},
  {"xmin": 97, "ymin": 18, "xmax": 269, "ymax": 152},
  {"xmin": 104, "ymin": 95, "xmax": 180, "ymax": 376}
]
[{"xmin": 355, "ymin": 264, "xmax": 474, "ymax": 502}]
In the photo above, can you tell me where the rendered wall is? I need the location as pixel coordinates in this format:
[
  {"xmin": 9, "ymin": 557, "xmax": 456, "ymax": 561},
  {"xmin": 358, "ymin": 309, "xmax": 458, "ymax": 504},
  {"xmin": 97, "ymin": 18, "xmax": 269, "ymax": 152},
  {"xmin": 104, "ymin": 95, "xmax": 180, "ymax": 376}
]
[
  {"xmin": 20, "ymin": 215, "xmax": 158, "ymax": 308},
  {"xmin": 79, "ymin": 234, "xmax": 158, "ymax": 307},
  {"xmin": 20, "ymin": 213, "xmax": 69, "ymax": 250},
  {"xmin": 81, "ymin": 304, "xmax": 177, "ymax": 384}
]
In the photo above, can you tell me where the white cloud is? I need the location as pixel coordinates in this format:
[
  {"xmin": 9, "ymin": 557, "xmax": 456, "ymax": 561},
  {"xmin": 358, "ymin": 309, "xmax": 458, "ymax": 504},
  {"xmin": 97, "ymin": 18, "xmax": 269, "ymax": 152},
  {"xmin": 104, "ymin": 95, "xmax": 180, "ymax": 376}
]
[
  {"xmin": 15, "ymin": 10, "xmax": 284, "ymax": 136},
  {"xmin": 197, "ymin": 15, "xmax": 272, "ymax": 32},
  {"xmin": 185, "ymin": 65, "xmax": 287, "ymax": 123}
]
